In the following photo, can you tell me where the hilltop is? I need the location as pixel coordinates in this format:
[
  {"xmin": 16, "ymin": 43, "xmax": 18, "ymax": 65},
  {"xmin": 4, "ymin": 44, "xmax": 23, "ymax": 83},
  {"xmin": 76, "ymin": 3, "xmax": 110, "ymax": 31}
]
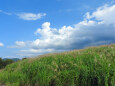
[{"xmin": 0, "ymin": 44, "xmax": 115, "ymax": 86}]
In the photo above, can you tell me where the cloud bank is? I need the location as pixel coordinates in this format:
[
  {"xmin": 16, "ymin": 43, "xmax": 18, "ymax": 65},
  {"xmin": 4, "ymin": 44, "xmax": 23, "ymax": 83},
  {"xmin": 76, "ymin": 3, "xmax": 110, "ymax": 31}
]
[
  {"xmin": 9, "ymin": 4, "xmax": 115, "ymax": 57},
  {"xmin": 17, "ymin": 12, "xmax": 46, "ymax": 20}
]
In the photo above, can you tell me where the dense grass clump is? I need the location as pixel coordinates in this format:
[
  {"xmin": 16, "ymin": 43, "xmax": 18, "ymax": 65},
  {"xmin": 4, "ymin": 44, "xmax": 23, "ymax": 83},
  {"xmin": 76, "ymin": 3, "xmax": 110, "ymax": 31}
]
[{"xmin": 0, "ymin": 44, "xmax": 115, "ymax": 86}]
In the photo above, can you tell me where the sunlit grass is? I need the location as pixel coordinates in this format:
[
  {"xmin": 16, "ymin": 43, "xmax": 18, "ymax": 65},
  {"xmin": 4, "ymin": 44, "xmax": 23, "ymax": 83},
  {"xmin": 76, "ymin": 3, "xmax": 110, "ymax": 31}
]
[{"xmin": 0, "ymin": 44, "xmax": 115, "ymax": 86}]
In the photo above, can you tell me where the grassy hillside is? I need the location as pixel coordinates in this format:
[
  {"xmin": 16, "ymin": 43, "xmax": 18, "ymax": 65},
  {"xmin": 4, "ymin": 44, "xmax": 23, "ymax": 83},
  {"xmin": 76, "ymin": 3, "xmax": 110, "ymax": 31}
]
[{"xmin": 0, "ymin": 44, "xmax": 115, "ymax": 86}]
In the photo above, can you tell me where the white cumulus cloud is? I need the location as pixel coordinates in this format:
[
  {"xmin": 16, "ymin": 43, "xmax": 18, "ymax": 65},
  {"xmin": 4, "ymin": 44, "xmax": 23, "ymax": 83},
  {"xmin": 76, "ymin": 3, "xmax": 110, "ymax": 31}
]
[
  {"xmin": 86, "ymin": 5, "xmax": 115, "ymax": 25},
  {"xmin": 9, "ymin": 4, "xmax": 115, "ymax": 57}
]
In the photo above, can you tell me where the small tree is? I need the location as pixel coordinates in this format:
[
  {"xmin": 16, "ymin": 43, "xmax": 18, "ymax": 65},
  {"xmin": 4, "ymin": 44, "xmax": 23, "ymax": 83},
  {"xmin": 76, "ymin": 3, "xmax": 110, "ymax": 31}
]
[
  {"xmin": 3, "ymin": 59, "xmax": 14, "ymax": 67},
  {"xmin": 22, "ymin": 58, "xmax": 27, "ymax": 60},
  {"xmin": 0, "ymin": 58, "xmax": 14, "ymax": 69}
]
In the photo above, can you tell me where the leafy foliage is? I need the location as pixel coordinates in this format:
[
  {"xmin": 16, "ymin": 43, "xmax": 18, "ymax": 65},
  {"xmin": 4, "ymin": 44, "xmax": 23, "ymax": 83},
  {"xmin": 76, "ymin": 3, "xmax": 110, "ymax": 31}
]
[{"xmin": 0, "ymin": 58, "xmax": 14, "ymax": 69}]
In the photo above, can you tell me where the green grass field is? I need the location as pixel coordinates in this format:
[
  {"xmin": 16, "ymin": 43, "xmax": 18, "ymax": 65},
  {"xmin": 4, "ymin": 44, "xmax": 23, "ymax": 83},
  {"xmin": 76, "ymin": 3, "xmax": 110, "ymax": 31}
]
[{"xmin": 0, "ymin": 44, "xmax": 115, "ymax": 86}]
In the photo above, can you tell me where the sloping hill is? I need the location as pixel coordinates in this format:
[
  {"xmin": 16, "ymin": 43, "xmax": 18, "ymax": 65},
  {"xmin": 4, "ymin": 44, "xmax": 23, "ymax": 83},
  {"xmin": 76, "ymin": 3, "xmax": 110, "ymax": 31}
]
[{"xmin": 0, "ymin": 44, "xmax": 115, "ymax": 86}]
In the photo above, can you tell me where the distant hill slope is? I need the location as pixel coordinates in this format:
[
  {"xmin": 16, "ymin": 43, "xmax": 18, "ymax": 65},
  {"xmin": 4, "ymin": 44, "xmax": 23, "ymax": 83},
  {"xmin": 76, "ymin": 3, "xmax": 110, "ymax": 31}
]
[
  {"xmin": 3, "ymin": 58, "xmax": 20, "ymax": 62},
  {"xmin": 0, "ymin": 44, "xmax": 115, "ymax": 86}
]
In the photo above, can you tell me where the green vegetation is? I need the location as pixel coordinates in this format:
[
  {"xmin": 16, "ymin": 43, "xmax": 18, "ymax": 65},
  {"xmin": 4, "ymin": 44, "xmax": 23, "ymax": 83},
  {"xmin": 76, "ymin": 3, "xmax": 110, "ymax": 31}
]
[
  {"xmin": 0, "ymin": 44, "xmax": 115, "ymax": 86},
  {"xmin": 0, "ymin": 58, "xmax": 14, "ymax": 69}
]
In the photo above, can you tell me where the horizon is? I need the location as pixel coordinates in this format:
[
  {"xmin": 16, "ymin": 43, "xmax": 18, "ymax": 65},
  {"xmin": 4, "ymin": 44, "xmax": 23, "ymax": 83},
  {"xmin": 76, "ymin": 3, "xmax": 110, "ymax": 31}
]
[{"xmin": 0, "ymin": 0, "xmax": 115, "ymax": 58}]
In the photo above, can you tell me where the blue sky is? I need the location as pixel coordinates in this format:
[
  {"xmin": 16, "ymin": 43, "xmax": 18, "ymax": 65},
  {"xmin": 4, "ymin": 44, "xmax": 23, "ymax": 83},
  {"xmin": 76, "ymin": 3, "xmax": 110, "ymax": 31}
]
[{"xmin": 0, "ymin": 0, "xmax": 115, "ymax": 58}]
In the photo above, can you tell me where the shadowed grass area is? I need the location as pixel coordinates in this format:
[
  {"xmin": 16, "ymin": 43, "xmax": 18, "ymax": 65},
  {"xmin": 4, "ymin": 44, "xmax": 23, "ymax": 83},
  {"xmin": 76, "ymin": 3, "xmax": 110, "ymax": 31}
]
[{"xmin": 0, "ymin": 44, "xmax": 115, "ymax": 86}]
